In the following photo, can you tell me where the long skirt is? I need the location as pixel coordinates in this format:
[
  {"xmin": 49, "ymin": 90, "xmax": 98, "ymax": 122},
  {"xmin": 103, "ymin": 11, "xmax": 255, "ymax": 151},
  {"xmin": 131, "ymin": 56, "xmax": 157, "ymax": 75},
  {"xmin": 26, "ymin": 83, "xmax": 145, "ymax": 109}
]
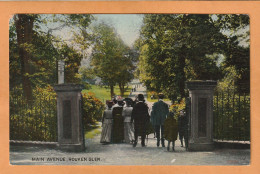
[
  {"xmin": 100, "ymin": 119, "xmax": 113, "ymax": 143},
  {"xmin": 124, "ymin": 122, "xmax": 134, "ymax": 143},
  {"xmin": 112, "ymin": 107, "xmax": 124, "ymax": 143}
]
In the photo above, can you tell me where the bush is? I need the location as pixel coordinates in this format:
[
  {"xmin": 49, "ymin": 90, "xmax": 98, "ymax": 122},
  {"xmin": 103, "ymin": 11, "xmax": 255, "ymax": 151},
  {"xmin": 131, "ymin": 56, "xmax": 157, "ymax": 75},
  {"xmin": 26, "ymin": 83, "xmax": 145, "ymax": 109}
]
[
  {"xmin": 82, "ymin": 92, "xmax": 105, "ymax": 127},
  {"xmin": 10, "ymin": 86, "xmax": 106, "ymax": 141},
  {"xmin": 169, "ymin": 98, "xmax": 186, "ymax": 119},
  {"xmin": 10, "ymin": 85, "xmax": 57, "ymax": 141},
  {"xmin": 213, "ymin": 88, "xmax": 250, "ymax": 141}
]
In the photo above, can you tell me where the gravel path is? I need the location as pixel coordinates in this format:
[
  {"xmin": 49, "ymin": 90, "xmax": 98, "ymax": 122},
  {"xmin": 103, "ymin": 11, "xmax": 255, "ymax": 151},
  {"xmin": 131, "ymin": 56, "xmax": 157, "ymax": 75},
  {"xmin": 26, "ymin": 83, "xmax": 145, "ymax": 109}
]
[{"xmin": 10, "ymin": 128, "xmax": 250, "ymax": 165}]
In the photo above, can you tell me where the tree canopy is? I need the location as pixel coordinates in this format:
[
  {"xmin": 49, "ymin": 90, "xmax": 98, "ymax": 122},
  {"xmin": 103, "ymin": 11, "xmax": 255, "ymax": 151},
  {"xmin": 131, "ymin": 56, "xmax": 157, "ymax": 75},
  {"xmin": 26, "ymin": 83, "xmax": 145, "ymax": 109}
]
[
  {"xmin": 136, "ymin": 14, "xmax": 249, "ymax": 101},
  {"xmin": 10, "ymin": 14, "xmax": 93, "ymax": 100},
  {"xmin": 9, "ymin": 14, "xmax": 250, "ymax": 102},
  {"xmin": 90, "ymin": 23, "xmax": 135, "ymax": 97}
]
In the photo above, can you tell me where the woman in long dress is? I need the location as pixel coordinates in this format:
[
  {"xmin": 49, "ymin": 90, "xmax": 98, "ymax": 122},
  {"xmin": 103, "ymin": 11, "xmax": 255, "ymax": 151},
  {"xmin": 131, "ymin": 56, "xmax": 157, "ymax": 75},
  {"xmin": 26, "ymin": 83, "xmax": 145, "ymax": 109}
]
[
  {"xmin": 122, "ymin": 100, "xmax": 134, "ymax": 143},
  {"xmin": 100, "ymin": 101, "xmax": 114, "ymax": 143}
]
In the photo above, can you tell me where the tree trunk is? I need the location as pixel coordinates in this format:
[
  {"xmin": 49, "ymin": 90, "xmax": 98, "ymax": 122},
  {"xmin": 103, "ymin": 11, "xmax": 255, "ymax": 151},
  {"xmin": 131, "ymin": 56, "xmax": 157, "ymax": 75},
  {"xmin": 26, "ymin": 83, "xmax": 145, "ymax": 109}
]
[
  {"xmin": 119, "ymin": 83, "xmax": 125, "ymax": 97},
  {"xmin": 14, "ymin": 14, "xmax": 35, "ymax": 101},
  {"xmin": 110, "ymin": 85, "xmax": 114, "ymax": 99},
  {"xmin": 178, "ymin": 47, "xmax": 186, "ymax": 99}
]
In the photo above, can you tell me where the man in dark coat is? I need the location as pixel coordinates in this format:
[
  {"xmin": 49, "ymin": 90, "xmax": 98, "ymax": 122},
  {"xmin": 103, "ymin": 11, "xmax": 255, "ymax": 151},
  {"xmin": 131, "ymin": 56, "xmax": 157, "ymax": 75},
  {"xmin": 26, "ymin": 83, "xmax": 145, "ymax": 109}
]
[
  {"xmin": 131, "ymin": 94, "xmax": 149, "ymax": 147},
  {"xmin": 151, "ymin": 93, "xmax": 169, "ymax": 147}
]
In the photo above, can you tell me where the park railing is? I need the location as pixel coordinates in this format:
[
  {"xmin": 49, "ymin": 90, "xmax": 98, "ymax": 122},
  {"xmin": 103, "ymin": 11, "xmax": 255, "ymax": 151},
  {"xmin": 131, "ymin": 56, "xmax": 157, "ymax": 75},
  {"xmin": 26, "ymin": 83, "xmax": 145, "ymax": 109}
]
[
  {"xmin": 10, "ymin": 87, "xmax": 57, "ymax": 142},
  {"xmin": 213, "ymin": 87, "xmax": 250, "ymax": 142}
]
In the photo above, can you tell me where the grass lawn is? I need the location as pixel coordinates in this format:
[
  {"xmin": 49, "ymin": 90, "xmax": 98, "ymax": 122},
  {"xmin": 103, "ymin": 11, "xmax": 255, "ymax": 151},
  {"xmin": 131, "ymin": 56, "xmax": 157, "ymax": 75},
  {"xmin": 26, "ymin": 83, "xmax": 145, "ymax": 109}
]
[
  {"xmin": 82, "ymin": 84, "xmax": 131, "ymax": 103},
  {"xmin": 84, "ymin": 122, "xmax": 102, "ymax": 139}
]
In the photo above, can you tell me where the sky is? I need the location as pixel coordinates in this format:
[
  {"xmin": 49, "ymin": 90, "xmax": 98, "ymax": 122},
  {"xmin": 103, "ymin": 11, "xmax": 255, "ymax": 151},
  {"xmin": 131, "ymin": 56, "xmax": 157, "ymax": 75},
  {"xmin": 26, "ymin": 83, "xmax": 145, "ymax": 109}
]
[
  {"xmin": 49, "ymin": 14, "xmax": 144, "ymax": 48},
  {"xmin": 38, "ymin": 14, "xmax": 143, "ymax": 49},
  {"xmin": 81, "ymin": 14, "xmax": 144, "ymax": 66},
  {"xmin": 92, "ymin": 14, "xmax": 144, "ymax": 47},
  {"xmin": 20, "ymin": 14, "xmax": 248, "ymax": 67},
  {"xmin": 46, "ymin": 14, "xmax": 249, "ymax": 50},
  {"xmin": 44, "ymin": 14, "xmax": 144, "ymax": 66}
]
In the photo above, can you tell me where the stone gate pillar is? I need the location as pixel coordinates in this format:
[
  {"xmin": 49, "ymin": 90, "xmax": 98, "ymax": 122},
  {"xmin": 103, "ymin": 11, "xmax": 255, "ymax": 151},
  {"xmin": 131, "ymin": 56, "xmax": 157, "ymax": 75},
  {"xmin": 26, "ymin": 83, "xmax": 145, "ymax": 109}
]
[
  {"xmin": 54, "ymin": 84, "xmax": 85, "ymax": 151},
  {"xmin": 186, "ymin": 81, "xmax": 217, "ymax": 151}
]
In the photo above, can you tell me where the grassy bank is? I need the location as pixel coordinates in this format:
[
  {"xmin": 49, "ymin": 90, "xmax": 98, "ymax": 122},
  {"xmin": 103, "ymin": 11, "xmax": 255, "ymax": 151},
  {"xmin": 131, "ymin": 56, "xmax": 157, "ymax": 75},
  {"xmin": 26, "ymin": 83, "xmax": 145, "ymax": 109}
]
[
  {"xmin": 82, "ymin": 84, "xmax": 131, "ymax": 103},
  {"xmin": 84, "ymin": 123, "xmax": 101, "ymax": 139}
]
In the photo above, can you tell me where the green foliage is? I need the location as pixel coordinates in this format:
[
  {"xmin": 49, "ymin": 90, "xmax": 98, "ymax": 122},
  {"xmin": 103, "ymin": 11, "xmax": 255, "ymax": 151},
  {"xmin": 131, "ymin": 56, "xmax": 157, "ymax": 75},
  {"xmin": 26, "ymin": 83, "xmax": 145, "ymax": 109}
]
[
  {"xmin": 91, "ymin": 23, "xmax": 123, "ymax": 85},
  {"xmin": 214, "ymin": 14, "xmax": 249, "ymax": 34},
  {"xmin": 217, "ymin": 66, "xmax": 238, "ymax": 92},
  {"xmin": 10, "ymin": 14, "xmax": 94, "ymax": 100},
  {"xmin": 215, "ymin": 14, "xmax": 250, "ymax": 93},
  {"xmin": 213, "ymin": 88, "xmax": 250, "ymax": 141},
  {"xmin": 82, "ymin": 92, "xmax": 105, "ymax": 126},
  {"xmin": 24, "ymin": 32, "xmax": 58, "ymax": 87},
  {"xmin": 9, "ymin": 85, "xmax": 106, "ymax": 141},
  {"xmin": 10, "ymin": 14, "xmax": 99, "ymax": 141},
  {"xmin": 136, "ymin": 14, "xmax": 249, "ymax": 101},
  {"xmin": 58, "ymin": 43, "xmax": 82, "ymax": 84},
  {"xmin": 222, "ymin": 41, "xmax": 250, "ymax": 93},
  {"xmin": 79, "ymin": 66, "xmax": 95, "ymax": 86},
  {"xmin": 10, "ymin": 86, "xmax": 57, "ymax": 141},
  {"xmin": 90, "ymin": 23, "xmax": 135, "ymax": 97},
  {"xmin": 136, "ymin": 14, "xmax": 224, "ymax": 101},
  {"xmin": 169, "ymin": 98, "xmax": 186, "ymax": 119}
]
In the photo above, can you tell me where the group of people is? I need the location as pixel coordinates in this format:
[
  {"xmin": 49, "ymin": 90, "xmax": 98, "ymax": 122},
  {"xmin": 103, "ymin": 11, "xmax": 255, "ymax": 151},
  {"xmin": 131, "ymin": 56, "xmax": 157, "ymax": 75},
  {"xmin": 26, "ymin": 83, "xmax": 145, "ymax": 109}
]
[
  {"xmin": 100, "ymin": 96, "xmax": 135, "ymax": 144},
  {"xmin": 100, "ymin": 93, "xmax": 188, "ymax": 151},
  {"xmin": 150, "ymin": 93, "xmax": 188, "ymax": 151}
]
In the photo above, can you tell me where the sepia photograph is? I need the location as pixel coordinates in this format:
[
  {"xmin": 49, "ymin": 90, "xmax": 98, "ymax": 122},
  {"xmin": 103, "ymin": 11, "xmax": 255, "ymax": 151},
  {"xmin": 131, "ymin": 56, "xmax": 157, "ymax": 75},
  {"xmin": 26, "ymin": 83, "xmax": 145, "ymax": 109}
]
[{"xmin": 8, "ymin": 13, "xmax": 250, "ymax": 165}]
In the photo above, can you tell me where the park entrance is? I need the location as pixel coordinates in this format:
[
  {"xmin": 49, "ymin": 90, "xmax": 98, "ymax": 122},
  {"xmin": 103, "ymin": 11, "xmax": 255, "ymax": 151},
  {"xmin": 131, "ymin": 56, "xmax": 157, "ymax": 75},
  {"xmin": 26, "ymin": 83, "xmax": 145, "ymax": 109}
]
[{"xmin": 10, "ymin": 80, "xmax": 250, "ymax": 151}]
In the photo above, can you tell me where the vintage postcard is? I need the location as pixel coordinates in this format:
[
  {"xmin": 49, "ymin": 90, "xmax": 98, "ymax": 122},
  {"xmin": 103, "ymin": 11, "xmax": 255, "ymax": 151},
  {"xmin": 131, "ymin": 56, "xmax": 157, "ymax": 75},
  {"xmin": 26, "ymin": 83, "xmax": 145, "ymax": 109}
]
[{"xmin": 1, "ymin": 1, "xmax": 260, "ymax": 174}]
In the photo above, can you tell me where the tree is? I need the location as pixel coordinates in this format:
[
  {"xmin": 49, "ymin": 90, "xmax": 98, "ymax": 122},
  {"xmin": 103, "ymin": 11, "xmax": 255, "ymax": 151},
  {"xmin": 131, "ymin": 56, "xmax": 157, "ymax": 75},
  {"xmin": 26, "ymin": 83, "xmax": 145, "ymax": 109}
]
[
  {"xmin": 215, "ymin": 14, "xmax": 250, "ymax": 93},
  {"xmin": 116, "ymin": 49, "xmax": 135, "ymax": 96},
  {"xmin": 90, "ymin": 23, "xmax": 134, "ymax": 98},
  {"xmin": 137, "ymin": 14, "xmax": 224, "ymax": 101},
  {"xmin": 78, "ymin": 66, "xmax": 96, "ymax": 86},
  {"xmin": 10, "ymin": 14, "xmax": 93, "ymax": 100},
  {"xmin": 13, "ymin": 14, "xmax": 37, "ymax": 100},
  {"xmin": 59, "ymin": 43, "xmax": 83, "ymax": 84}
]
